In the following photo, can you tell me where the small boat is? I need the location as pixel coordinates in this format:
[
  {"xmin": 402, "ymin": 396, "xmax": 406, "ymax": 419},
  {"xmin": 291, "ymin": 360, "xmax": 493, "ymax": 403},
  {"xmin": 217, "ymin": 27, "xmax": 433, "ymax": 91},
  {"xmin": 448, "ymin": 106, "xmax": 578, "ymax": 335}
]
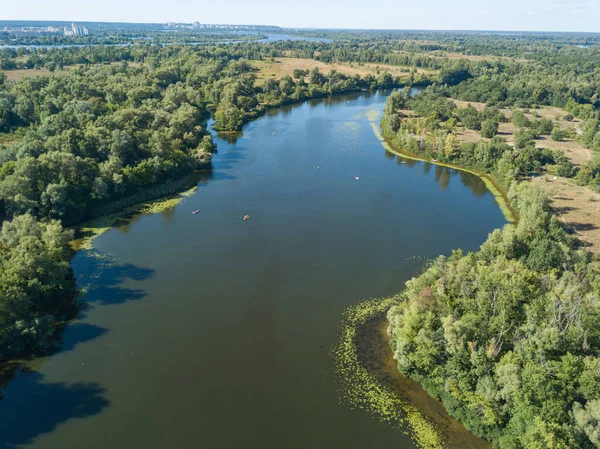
[
  {"xmin": 400, "ymin": 161, "xmax": 407, "ymax": 164},
  {"xmin": 272, "ymin": 132, "xmax": 276, "ymax": 135},
  {"xmin": 317, "ymin": 165, "xmax": 320, "ymax": 169},
  {"xmin": 432, "ymin": 159, "xmax": 437, "ymax": 162},
  {"xmin": 243, "ymin": 215, "xmax": 250, "ymax": 221},
  {"xmin": 192, "ymin": 210, "xmax": 199, "ymax": 215},
  {"xmin": 355, "ymin": 176, "xmax": 360, "ymax": 180}
]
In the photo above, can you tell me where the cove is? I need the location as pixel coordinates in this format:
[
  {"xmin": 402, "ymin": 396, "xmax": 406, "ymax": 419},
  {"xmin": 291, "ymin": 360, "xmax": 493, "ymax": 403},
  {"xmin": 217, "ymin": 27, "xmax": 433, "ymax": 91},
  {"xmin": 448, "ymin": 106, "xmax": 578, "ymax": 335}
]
[{"xmin": 0, "ymin": 91, "xmax": 505, "ymax": 449}]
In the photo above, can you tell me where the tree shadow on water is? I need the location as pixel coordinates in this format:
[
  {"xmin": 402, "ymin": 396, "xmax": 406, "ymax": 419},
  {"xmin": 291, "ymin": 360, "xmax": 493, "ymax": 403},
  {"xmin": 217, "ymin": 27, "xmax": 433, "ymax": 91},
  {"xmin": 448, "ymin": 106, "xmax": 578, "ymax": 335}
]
[
  {"xmin": 55, "ymin": 323, "xmax": 110, "ymax": 354},
  {"xmin": 76, "ymin": 251, "xmax": 156, "ymax": 308},
  {"xmin": 0, "ymin": 368, "xmax": 109, "ymax": 448}
]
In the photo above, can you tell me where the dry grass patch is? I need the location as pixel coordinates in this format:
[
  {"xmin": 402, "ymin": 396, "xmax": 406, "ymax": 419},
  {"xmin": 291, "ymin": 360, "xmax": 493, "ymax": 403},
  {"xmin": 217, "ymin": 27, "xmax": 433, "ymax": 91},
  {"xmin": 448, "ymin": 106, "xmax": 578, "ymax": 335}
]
[
  {"xmin": 449, "ymin": 100, "xmax": 592, "ymax": 166},
  {"xmin": 0, "ymin": 133, "xmax": 20, "ymax": 147},
  {"xmin": 534, "ymin": 176, "xmax": 600, "ymax": 254},
  {"xmin": 455, "ymin": 127, "xmax": 483, "ymax": 144},
  {"xmin": 3, "ymin": 62, "xmax": 143, "ymax": 82},
  {"xmin": 251, "ymin": 57, "xmax": 436, "ymax": 83},
  {"xmin": 4, "ymin": 68, "xmax": 53, "ymax": 81},
  {"xmin": 452, "ymin": 99, "xmax": 486, "ymax": 112}
]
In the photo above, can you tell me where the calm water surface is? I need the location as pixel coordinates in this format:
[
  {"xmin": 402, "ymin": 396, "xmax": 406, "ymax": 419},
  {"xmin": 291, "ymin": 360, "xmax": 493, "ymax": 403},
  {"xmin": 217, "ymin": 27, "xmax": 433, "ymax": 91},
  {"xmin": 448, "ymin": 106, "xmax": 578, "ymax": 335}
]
[{"xmin": 0, "ymin": 91, "xmax": 505, "ymax": 449}]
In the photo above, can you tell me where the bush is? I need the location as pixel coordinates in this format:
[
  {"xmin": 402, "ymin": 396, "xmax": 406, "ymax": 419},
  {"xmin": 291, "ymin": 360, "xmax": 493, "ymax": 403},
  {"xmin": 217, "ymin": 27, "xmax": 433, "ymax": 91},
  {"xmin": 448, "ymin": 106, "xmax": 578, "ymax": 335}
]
[
  {"xmin": 511, "ymin": 110, "xmax": 530, "ymax": 128},
  {"xmin": 551, "ymin": 128, "xmax": 567, "ymax": 141},
  {"xmin": 481, "ymin": 119, "xmax": 499, "ymax": 138}
]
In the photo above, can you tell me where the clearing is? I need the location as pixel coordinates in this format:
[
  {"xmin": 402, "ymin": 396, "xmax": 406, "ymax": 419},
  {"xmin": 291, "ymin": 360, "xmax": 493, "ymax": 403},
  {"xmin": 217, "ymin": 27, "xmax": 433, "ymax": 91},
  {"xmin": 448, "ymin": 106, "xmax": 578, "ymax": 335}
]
[
  {"xmin": 451, "ymin": 99, "xmax": 600, "ymax": 254},
  {"xmin": 3, "ymin": 62, "xmax": 143, "ymax": 82},
  {"xmin": 251, "ymin": 57, "xmax": 436, "ymax": 83}
]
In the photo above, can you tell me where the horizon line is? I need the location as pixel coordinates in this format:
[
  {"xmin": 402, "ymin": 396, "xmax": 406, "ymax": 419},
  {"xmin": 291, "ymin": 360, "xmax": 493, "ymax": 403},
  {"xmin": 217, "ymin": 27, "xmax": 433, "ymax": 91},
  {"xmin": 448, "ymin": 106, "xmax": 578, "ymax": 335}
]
[{"xmin": 2, "ymin": 20, "xmax": 600, "ymax": 35}]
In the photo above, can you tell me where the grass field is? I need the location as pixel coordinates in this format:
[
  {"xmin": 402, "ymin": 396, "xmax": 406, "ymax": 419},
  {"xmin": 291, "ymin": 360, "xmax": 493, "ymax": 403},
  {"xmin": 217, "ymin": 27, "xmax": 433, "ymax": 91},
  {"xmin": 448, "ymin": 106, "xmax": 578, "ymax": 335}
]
[
  {"xmin": 0, "ymin": 133, "xmax": 20, "ymax": 147},
  {"xmin": 450, "ymin": 99, "xmax": 600, "ymax": 253},
  {"xmin": 3, "ymin": 62, "xmax": 143, "ymax": 82},
  {"xmin": 251, "ymin": 57, "xmax": 436, "ymax": 83},
  {"xmin": 4, "ymin": 68, "xmax": 52, "ymax": 81}
]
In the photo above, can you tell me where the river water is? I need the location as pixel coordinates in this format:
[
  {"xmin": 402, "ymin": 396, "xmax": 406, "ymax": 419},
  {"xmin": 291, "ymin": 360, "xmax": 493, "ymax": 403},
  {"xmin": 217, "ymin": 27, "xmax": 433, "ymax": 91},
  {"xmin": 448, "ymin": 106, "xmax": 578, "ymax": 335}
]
[{"xmin": 0, "ymin": 91, "xmax": 505, "ymax": 449}]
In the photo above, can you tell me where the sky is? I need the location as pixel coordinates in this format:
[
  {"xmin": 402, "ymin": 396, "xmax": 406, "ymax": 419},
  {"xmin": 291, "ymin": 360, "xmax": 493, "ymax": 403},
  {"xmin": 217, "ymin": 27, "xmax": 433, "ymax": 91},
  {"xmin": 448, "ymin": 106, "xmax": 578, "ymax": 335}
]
[{"xmin": 4, "ymin": 0, "xmax": 600, "ymax": 33}]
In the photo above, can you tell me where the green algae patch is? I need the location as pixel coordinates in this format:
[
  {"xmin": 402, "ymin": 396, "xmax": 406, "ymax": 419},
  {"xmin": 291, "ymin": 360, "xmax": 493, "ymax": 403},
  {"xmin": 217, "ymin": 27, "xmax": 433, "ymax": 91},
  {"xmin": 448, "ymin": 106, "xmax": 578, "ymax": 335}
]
[
  {"xmin": 332, "ymin": 297, "xmax": 446, "ymax": 449},
  {"xmin": 365, "ymin": 108, "xmax": 381, "ymax": 123},
  {"xmin": 71, "ymin": 185, "xmax": 199, "ymax": 251}
]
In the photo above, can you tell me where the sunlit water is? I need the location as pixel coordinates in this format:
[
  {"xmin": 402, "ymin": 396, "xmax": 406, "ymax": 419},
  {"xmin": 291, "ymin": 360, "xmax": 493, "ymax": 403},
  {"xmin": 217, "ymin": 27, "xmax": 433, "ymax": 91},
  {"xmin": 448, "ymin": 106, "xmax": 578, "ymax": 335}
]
[{"xmin": 0, "ymin": 91, "xmax": 504, "ymax": 449}]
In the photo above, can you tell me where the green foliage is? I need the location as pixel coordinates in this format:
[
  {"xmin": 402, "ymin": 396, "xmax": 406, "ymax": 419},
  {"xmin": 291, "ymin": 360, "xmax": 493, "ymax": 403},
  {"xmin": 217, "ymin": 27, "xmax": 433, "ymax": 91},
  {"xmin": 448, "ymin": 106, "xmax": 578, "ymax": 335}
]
[
  {"xmin": 456, "ymin": 105, "xmax": 482, "ymax": 130},
  {"xmin": 292, "ymin": 68, "xmax": 308, "ymax": 79},
  {"xmin": 481, "ymin": 119, "xmax": 499, "ymax": 138},
  {"xmin": 533, "ymin": 117, "xmax": 554, "ymax": 135},
  {"xmin": 511, "ymin": 110, "xmax": 530, "ymax": 128},
  {"xmin": 551, "ymin": 128, "xmax": 567, "ymax": 141},
  {"xmin": 388, "ymin": 183, "xmax": 599, "ymax": 449},
  {"xmin": 408, "ymin": 90, "xmax": 456, "ymax": 122},
  {"xmin": 0, "ymin": 214, "xmax": 76, "ymax": 360}
]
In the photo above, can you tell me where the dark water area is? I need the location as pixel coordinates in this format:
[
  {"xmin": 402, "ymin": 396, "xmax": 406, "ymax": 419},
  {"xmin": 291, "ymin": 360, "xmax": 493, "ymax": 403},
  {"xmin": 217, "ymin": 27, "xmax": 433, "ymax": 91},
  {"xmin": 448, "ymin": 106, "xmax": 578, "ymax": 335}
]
[{"xmin": 0, "ymin": 91, "xmax": 505, "ymax": 449}]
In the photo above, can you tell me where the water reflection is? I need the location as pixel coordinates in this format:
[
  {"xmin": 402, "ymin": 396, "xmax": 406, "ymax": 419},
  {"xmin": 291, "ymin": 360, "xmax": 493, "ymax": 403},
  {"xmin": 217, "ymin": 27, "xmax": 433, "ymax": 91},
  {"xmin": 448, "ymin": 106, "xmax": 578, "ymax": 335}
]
[{"xmin": 0, "ymin": 369, "xmax": 109, "ymax": 448}]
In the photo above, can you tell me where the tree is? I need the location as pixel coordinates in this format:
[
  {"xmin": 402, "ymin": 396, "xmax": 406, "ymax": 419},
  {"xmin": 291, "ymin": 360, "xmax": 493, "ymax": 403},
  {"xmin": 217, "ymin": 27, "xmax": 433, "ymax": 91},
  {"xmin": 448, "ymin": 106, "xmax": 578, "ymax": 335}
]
[
  {"xmin": 511, "ymin": 110, "xmax": 530, "ymax": 128},
  {"xmin": 444, "ymin": 133, "xmax": 457, "ymax": 158},
  {"xmin": 551, "ymin": 128, "xmax": 567, "ymax": 141},
  {"xmin": 481, "ymin": 119, "xmax": 499, "ymax": 138}
]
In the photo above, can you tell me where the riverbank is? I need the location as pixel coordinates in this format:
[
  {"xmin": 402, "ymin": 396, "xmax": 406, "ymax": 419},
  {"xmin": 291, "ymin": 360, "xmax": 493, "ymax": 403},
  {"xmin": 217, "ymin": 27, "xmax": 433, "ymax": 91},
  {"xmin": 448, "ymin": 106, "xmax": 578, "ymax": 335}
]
[
  {"xmin": 378, "ymin": 94, "xmax": 600, "ymax": 448},
  {"xmin": 71, "ymin": 180, "xmax": 200, "ymax": 251},
  {"xmin": 369, "ymin": 117, "xmax": 517, "ymax": 224},
  {"xmin": 332, "ymin": 298, "xmax": 445, "ymax": 449},
  {"xmin": 333, "ymin": 297, "xmax": 495, "ymax": 449}
]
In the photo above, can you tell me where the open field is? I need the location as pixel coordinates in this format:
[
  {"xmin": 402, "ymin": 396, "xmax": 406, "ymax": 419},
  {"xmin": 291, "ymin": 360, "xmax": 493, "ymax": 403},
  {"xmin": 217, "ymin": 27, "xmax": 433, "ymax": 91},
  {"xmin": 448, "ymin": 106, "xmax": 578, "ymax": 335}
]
[
  {"xmin": 535, "ymin": 176, "xmax": 600, "ymax": 253},
  {"xmin": 3, "ymin": 68, "xmax": 52, "ymax": 81},
  {"xmin": 443, "ymin": 52, "xmax": 528, "ymax": 63},
  {"xmin": 450, "ymin": 98, "xmax": 600, "ymax": 253},
  {"xmin": 3, "ymin": 62, "xmax": 143, "ymax": 82},
  {"xmin": 0, "ymin": 133, "xmax": 20, "ymax": 147},
  {"xmin": 251, "ymin": 57, "xmax": 436, "ymax": 83}
]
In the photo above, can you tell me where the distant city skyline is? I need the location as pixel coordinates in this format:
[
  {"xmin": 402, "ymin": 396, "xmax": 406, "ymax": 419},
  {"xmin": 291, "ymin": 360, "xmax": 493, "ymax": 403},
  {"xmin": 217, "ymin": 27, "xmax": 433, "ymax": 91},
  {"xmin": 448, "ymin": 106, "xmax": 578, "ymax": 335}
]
[{"xmin": 4, "ymin": 0, "xmax": 600, "ymax": 33}]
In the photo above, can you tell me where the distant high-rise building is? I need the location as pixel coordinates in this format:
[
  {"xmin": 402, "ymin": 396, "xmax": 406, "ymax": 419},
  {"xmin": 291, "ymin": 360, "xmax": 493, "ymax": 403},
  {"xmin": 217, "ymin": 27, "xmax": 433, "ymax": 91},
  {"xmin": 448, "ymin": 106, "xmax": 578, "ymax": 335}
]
[{"xmin": 64, "ymin": 22, "xmax": 89, "ymax": 36}]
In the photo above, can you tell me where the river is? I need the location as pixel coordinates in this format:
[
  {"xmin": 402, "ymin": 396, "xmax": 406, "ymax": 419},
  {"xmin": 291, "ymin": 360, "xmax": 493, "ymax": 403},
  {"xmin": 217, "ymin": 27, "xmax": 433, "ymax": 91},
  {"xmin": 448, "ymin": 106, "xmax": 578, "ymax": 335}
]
[
  {"xmin": 0, "ymin": 91, "xmax": 505, "ymax": 449},
  {"xmin": 0, "ymin": 33, "xmax": 331, "ymax": 49}
]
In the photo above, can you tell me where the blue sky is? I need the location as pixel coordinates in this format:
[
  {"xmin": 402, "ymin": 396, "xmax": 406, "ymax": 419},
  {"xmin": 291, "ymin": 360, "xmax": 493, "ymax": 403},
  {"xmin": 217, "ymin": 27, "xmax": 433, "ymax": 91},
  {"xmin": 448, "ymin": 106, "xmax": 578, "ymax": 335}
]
[{"xmin": 4, "ymin": 0, "xmax": 600, "ymax": 32}]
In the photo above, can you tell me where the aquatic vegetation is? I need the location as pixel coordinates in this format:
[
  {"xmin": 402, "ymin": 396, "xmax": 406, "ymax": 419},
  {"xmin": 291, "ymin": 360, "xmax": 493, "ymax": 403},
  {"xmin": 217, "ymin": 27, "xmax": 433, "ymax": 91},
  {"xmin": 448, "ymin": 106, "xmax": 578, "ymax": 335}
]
[
  {"xmin": 332, "ymin": 297, "xmax": 445, "ymax": 449},
  {"xmin": 180, "ymin": 186, "xmax": 199, "ymax": 198},
  {"xmin": 72, "ymin": 185, "xmax": 199, "ymax": 251}
]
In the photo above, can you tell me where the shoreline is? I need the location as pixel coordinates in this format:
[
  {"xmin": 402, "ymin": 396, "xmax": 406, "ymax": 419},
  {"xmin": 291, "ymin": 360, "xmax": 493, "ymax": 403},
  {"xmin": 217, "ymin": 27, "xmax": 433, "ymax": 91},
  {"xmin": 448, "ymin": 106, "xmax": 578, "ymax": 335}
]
[
  {"xmin": 355, "ymin": 310, "xmax": 493, "ymax": 449},
  {"xmin": 369, "ymin": 118, "xmax": 518, "ymax": 224},
  {"xmin": 331, "ymin": 297, "xmax": 446, "ymax": 449}
]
